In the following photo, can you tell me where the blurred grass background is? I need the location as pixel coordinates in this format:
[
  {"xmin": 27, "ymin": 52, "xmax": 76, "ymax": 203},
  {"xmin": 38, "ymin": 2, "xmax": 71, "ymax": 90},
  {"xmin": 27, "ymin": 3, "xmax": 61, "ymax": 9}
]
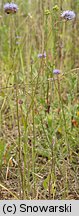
[{"xmin": 0, "ymin": 0, "xmax": 79, "ymax": 199}]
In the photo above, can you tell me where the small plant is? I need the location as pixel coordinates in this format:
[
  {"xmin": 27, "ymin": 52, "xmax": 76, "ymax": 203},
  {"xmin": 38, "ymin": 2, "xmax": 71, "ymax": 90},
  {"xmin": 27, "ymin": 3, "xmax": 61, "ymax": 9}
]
[{"xmin": 0, "ymin": 0, "xmax": 79, "ymax": 200}]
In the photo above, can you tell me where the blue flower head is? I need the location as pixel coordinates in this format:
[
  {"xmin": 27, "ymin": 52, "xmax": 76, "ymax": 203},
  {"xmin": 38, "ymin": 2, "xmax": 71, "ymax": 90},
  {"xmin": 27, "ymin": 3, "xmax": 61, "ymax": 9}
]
[
  {"xmin": 38, "ymin": 51, "xmax": 46, "ymax": 58},
  {"xmin": 4, "ymin": 2, "xmax": 18, "ymax": 14},
  {"xmin": 61, "ymin": 10, "xmax": 76, "ymax": 20},
  {"xmin": 53, "ymin": 69, "xmax": 60, "ymax": 74}
]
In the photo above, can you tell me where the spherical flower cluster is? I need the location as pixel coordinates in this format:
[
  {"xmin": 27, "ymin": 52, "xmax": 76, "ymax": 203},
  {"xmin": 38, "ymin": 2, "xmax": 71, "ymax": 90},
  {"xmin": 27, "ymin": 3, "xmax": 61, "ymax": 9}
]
[
  {"xmin": 61, "ymin": 10, "xmax": 76, "ymax": 20},
  {"xmin": 53, "ymin": 69, "xmax": 60, "ymax": 75},
  {"xmin": 4, "ymin": 2, "xmax": 18, "ymax": 14},
  {"xmin": 38, "ymin": 51, "xmax": 46, "ymax": 59}
]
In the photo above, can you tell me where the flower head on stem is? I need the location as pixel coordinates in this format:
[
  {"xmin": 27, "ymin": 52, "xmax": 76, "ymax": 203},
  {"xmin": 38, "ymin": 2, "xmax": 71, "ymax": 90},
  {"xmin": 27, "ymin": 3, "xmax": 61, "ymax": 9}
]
[
  {"xmin": 61, "ymin": 10, "xmax": 76, "ymax": 20},
  {"xmin": 4, "ymin": 2, "xmax": 18, "ymax": 14},
  {"xmin": 53, "ymin": 69, "xmax": 60, "ymax": 75},
  {"xmin": 38, "ymin": 51, "xmax": 46, "ymax": 59}
]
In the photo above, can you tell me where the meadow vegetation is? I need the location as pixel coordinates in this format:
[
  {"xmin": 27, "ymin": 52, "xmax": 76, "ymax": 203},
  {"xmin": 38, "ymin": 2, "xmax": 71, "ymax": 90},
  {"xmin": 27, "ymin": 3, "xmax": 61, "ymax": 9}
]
[{"xmin": 0, "ymin": 0, "xmax": 79, "ymax": 199}]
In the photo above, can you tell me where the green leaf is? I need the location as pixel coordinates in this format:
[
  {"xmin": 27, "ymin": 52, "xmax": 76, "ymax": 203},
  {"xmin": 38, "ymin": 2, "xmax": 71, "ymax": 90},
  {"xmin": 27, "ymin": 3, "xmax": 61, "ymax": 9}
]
[
  {"xmin": 43, "ymin": 175, "xmax": 49, "ymax": 190},
  {"xmin": 0, "ymin": 140, "xmax": 5, "ymax": 167}
]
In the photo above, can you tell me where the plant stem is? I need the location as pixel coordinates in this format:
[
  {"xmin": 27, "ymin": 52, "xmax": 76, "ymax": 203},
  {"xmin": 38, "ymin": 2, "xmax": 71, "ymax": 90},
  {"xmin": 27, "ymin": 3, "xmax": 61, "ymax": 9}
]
[
  {"xmin": 15, "ymin": 74, "xmax": 23, "ymax": 199},
  {"xmin": 31, "ymin": 62, "xmax": 36, "ymax": 197}
]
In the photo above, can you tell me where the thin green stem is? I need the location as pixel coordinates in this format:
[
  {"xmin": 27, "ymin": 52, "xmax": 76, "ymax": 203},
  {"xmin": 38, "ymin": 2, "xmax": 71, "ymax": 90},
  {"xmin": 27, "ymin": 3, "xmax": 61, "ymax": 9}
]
[
  {"xmin": 15, "ymin": 74, "xmax": 23, "ymax": 199},
  {"xmin": 31, "ymin": 63, "xmax": 36, "ymax": 197}
]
